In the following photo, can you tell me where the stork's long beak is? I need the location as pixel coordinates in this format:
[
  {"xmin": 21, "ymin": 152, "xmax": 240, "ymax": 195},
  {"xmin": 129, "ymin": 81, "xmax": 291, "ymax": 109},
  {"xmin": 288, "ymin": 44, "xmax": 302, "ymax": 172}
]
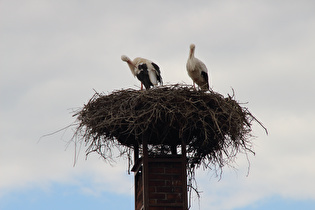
[{"xmin": 126, "ymin": 60, "xmax": 132, "ymax": 65}]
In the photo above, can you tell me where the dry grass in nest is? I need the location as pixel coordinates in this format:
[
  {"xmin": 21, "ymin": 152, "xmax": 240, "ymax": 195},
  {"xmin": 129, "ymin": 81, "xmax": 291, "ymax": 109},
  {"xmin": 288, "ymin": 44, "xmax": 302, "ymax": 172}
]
[{"xmin": 73, "ymin": 84, "xmax": 267, "ymax": 172}]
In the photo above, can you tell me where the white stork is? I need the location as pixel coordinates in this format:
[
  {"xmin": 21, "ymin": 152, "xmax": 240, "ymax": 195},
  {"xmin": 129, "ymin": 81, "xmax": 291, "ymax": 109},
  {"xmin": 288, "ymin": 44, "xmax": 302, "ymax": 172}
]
[
  {"xmin": 121, "ymin": 55, "xmax": 163, "ymax": 90},
  {"xmin": 186, "ymin": 44, "xmax": 209, "ymax": 91}
]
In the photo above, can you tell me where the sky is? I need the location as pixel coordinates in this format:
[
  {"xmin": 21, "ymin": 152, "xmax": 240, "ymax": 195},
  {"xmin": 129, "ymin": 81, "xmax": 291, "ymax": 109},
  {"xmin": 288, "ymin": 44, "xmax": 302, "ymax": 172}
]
[{"xmin": 1, "ymin": 0, "xmax": 315, "ymax": 209}]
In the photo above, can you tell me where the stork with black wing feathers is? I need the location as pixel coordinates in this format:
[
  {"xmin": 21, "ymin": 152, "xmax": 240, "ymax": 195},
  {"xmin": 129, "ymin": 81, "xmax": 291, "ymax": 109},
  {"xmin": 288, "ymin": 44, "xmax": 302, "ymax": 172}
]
[{"xmin": 121, "ymin": 55, "xmax": 163, "ymax": 90}]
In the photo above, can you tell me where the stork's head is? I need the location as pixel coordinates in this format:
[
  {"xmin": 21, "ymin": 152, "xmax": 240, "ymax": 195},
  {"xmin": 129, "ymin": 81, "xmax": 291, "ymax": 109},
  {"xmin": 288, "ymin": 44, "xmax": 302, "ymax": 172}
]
[
  {"xmin": 121, "ymin": 55, "xmax": 137, "ymax": 76},
  {"xmin": 189, "ymin": 44, "xmax": 195, "ymax": 57},
  {"xmin": 121, "ymin": 55, "xmax": 130, "ymax": 62}
]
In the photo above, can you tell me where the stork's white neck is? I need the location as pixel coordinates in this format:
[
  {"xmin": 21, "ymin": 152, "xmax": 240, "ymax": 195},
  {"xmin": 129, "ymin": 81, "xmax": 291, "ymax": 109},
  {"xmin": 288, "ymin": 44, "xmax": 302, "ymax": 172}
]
[
  {"xmin": 127, "ymin": 61, "xmax": 136, "ymax": 76},
  {"xmin": 189, "ymin": 48, "xmax": 195, "ymax": 59}
]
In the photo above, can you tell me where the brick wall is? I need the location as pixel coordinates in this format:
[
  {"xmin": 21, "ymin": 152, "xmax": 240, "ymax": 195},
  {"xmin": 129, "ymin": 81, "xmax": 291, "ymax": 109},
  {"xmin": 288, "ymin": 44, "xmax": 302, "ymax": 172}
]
[{"xmin": 134, "ymin": 155, "xmax": 187, "ymax": 210}]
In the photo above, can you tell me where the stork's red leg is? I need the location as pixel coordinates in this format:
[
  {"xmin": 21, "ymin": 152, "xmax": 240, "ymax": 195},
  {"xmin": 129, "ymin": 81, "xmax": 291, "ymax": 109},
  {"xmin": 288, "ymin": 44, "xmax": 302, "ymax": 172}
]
[{"xmin": 141, "ymin": 83, "xmax": 143, "ymax": 90}]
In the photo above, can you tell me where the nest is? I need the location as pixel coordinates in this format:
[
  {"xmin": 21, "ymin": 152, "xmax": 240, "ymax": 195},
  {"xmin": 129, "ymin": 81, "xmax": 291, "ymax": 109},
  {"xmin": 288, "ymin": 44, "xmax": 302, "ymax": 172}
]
[{"xmin": 74, "ymin": 84, "xmax": 267, "ymax": 172}]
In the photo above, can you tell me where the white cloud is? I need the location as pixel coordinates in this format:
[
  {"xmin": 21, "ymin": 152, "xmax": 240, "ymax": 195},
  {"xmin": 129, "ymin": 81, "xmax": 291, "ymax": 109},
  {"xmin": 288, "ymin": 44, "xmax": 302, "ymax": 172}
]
[{"xmin": 1, "ymin": 0, "xmax": 315, "ymax": 209}]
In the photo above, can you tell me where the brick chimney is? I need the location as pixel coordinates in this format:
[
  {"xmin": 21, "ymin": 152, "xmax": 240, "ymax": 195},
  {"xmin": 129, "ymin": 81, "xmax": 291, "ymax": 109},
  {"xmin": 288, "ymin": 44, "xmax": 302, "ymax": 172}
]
[{"xmin": 132, "ymin": 140, "xmax": 188, "ymax": 210}]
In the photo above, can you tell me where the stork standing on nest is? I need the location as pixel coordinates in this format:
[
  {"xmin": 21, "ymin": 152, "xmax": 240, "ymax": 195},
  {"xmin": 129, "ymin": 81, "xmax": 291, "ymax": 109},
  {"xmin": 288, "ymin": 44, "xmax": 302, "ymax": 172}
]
[
  {"xmin": 121, "ymin": 55, "xmax": 163, "ymax": 90},
  {"xmin": 186, "ymin": 44, "xmax": 209, "ymax": 91}
]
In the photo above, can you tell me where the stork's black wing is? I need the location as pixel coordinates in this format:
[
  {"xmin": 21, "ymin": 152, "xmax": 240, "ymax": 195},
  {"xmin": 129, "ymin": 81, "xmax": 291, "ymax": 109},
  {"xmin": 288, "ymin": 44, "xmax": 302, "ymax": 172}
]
[
  {"xmin": 137, "ymin": 63, "xmax": 153, "ymax": 89},
  {"xmin": 151, "ymin": 62, "xmax": 162, "ymax": 84},
  {"xmin": 201, "ymin": 71, "xmax": 209, "ymax": 90}
]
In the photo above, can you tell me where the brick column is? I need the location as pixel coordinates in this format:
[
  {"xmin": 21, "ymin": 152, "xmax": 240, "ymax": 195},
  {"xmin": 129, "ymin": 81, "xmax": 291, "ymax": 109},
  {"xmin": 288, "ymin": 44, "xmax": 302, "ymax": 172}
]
[{"xmin": 132, "ymin": 151, "xmax": 188, "ymax": 210}]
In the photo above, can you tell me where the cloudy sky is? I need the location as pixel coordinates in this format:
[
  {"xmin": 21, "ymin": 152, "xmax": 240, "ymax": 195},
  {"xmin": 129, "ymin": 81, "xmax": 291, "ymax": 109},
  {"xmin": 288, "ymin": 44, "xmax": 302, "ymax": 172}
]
[{"xmin": 1, "ymin": 0, "xmax": 315, "ymax": 209}]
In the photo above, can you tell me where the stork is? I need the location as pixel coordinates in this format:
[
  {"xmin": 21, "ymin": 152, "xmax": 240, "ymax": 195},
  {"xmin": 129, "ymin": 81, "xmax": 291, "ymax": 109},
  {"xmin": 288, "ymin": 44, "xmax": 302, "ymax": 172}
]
[
  {"xmin": 186, "ymin": 44, "xmax": 209, "ymax": 91},
  {"xmin": 121, "ymin": 55, "xmax": 163, "ymax": 90}
]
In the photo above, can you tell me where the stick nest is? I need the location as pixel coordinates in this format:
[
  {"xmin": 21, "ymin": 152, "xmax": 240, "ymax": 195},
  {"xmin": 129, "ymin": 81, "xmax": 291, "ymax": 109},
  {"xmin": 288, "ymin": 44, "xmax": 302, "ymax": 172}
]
[{"xmin": 74, "ymin": 84, "xmax": 266, "ymax": 170}]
